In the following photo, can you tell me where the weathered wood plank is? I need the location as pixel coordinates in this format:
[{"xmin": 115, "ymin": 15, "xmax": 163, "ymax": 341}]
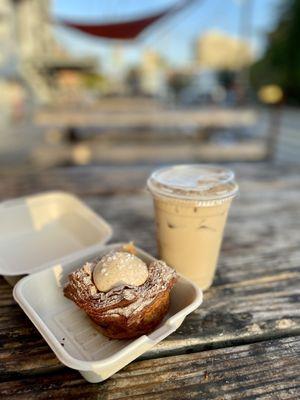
[
  {"xmin": 31, "ymin": 141, "xmax": 265, "ymax": 168},
  {"xmin": 1, "ymin": 267, "xmax": 300, "ymax": 377},
  {"xmin": 0, "ymin": 166, "xmax": 152, "ymax": 198},
  {"xmin": 0, "ymin": 164, "xmax": 300, "ymax": 378},
  {"xmin": 35, "ymin": 106, "xmax": 257, "ymax": 129},
  {"xmin": 1, "ymin": 336, "xmax": 300, "ymax": 399},
  {"xmin": 0, "ymin": 162, "xmax": 298, "ymax": 198}
]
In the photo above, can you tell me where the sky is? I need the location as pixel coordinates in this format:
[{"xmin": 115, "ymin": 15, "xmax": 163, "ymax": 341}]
[{"xmin": 52, "ymin": 0, "xmax": 283, "ymax": 73}]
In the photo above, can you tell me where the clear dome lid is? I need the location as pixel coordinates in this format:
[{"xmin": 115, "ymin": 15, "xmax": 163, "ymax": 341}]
[{"xmin": 147, "ymin": 164, "xmax": 238, "ymax": 201}]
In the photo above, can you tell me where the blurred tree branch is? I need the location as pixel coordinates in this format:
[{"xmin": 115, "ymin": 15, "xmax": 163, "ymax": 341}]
[{"xmin": 250, "ymin": 0, "xmax": 300, "ymax": 104}]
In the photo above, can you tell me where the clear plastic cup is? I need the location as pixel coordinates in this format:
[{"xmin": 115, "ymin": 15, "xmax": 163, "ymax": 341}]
[{"xmin": 147, "ymin": 164, "xmax": 238, "ymax": 290}]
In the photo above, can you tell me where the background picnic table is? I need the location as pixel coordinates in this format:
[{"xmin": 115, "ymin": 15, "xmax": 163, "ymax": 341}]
[{"xmin": 1, "ymin": 162, "xmax": 300, "ymax": 399}]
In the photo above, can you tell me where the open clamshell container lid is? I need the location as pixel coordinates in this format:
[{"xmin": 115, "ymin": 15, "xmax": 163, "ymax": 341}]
[
  {"xmin": 0, "ymin": 191, "xmax": 202, "ymax": 383},
  {"xmin": 0, "ymin": 191, "xmax": 112, "ymax": 284}
]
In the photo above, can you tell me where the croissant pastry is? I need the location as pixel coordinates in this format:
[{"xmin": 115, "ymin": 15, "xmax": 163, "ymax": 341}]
[{"xmin": 64, "ymin": 245, "xmax": 177, "ymax": 339}]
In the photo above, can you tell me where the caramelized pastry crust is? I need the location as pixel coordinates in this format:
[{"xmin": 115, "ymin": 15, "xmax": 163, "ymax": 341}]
[{"xmin": 64, "ymin": 254, "xmax": 177, "ymax": 339}]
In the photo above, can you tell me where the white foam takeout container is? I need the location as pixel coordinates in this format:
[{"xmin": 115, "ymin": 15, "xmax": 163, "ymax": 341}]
[
  {"xmin": 0, "ymin": 191, "xmax": 202, "ymax": 383},
  {"xmin": 0, "ymin": 191, "xmax": 112, "ymax": 285}
]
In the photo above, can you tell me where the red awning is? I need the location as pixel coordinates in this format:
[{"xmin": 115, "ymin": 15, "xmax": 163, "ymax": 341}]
[{"xmin": 57, "ymin": 0, "xmax": 196, "ymax": 40}]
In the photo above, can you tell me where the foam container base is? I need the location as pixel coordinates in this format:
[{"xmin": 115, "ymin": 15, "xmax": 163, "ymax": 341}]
[{"xmin": 13, "ymin": 244, "xmax": 202, "ymax": 382}]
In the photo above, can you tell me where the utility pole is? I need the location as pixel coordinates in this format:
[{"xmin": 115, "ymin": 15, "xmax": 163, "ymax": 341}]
[{"xmin": 237, "ymin": 0, "xmax": 254, "ymax": 104}]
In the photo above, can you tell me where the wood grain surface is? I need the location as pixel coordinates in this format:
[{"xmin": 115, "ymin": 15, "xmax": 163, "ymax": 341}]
[
  {"xmin": 1, "ymin": 336, "xmax": 299, "ymax": 399},
  {"xmin": 0, "ymin": 163, "xmax": 300, "ymax": 398}
]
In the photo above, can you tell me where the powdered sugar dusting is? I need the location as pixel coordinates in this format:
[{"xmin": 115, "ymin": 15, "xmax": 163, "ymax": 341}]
[{"xmin": 64, "ymin": 253, "xmax": 177, "ymax": 321}]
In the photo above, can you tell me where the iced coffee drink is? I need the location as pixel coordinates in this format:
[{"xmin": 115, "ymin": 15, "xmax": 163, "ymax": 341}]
[{"xmin": 147, "ymin": 165, "xmax": 238, "ymax": 290}]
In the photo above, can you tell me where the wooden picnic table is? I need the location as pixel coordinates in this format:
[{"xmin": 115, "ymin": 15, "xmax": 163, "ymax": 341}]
[{"xmin": 0, "ymin": 163, "xmax": 300, "ymax": 399}]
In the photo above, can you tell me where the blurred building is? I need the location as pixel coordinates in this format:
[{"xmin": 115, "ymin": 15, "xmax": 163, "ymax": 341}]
[
  {"xmin": 0, "ymin": 1, "xmax": 16, "ymax": 73},
  {"xmin": 0, "ymin": 0, "xmax": 97, "ymax": 105},
  {"xmin": 140, "ymin": 50, "xmax": 167, "ymax": 96},
  {"xmin": 195, "ymin": 30, "xmax": 253, "ymax": 71}
]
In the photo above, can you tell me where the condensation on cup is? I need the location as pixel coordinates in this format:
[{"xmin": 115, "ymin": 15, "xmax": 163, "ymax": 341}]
[{"xmin": 147, "ymin": 165, "xmax": 238, "ymax": 290}]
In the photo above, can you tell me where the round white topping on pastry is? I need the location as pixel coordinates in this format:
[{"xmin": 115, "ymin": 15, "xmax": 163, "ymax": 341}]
[{"xmin": 93, "ymin": 251, "xmax": 149, "ymax": 292}]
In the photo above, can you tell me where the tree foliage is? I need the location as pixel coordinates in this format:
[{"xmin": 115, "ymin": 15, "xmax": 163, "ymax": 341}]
[
  {"xmin": 167, "ymin": 72, "xmax": 192, "ymax": 100},
  {"xmin": 251, "ymin": 0, "xmax": 300, "ymax": 103}
]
